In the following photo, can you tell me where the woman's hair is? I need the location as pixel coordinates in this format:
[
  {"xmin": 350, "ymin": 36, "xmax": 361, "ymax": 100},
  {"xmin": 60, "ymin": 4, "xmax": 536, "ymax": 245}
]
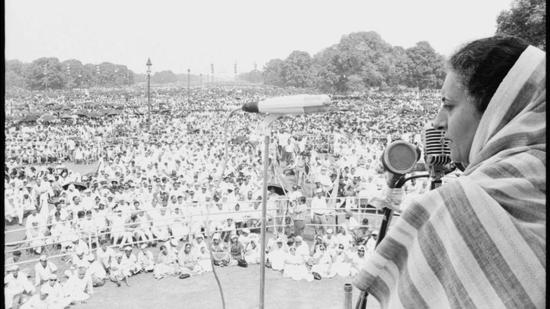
[{"xmin": 447, "ymin": 35, "xmax": 529, "ymax": 112}]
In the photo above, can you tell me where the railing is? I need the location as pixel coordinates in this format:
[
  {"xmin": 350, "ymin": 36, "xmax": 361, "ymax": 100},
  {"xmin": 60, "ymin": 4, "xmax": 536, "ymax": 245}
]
[{"xmin": 4, "ymin": 196, "xmax": 389, "ymax": 266}]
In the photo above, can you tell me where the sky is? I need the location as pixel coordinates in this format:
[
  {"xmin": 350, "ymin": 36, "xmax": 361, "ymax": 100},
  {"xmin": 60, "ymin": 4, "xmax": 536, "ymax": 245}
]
[{"xmin": 5, "ymin": 0, "xmax": 514, "ymax": 76}]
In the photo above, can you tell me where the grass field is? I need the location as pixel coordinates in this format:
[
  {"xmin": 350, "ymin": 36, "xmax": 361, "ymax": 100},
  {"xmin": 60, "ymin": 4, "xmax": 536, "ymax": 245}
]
[{"xmin": 72, "ymin": 264, "xmax": 381, "ymax": 309}]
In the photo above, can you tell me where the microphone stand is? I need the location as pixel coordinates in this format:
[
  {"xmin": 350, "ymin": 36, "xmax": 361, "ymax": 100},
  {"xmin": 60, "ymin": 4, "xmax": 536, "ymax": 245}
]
[{"xmin": 355, "ymin": 172, "xmax": 429, "ymax": 309}]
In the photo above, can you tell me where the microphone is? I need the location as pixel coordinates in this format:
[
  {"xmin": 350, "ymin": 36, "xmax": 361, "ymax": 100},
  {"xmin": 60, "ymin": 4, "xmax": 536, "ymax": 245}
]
[
  {"xmin": 241, "ymin": 94, "xmax": 332, "ymax": 115},
  {"xmin": 380, "ymin": 140, "xmax": 420, "ymax": 188},
  {"xmin": 422, "ymin": 127, "xmax": 454, "ymax": 188}
]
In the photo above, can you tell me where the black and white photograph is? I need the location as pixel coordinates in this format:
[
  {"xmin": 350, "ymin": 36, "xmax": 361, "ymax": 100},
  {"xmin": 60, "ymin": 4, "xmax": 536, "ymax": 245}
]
[{"xmin": 4, "ymin": 0, "xmax": 545, "ymax": 308}]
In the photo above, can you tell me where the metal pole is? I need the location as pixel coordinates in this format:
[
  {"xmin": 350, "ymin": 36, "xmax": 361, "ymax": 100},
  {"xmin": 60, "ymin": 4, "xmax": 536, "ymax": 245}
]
[
  {"xmin": 259, "ymin": 134, "xmax": 269, "ymax": 309},
  {"xmin": 147, "ymin": 72, "xmax": 151, "ymax": 123},
  {"xmin": 344, "ymin": 283, "xmax": 353, "ymax": 309}
]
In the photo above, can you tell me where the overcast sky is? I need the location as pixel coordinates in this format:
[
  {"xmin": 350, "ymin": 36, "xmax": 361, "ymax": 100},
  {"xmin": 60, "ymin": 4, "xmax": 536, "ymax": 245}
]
[{"xmin": 6, "ymin": 0, "xmax": 513, "ymax": 75}]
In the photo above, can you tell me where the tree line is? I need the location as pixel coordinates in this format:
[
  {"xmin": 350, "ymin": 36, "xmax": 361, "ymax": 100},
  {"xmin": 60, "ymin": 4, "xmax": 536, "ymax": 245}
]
[
  {"xmin": 5, "ymin": 58, "xmax": 137, "ymax": 90},
  {"xmin": 4, "ymin": 59, "xmax": 200, "ymax": 90},
  {"xmin": 240, "ymin": 31, "xmax": 446, "ymax": 93},
  {"xmin": 239, "ymin": 0, "xmax": 545, "ymax": 93}
]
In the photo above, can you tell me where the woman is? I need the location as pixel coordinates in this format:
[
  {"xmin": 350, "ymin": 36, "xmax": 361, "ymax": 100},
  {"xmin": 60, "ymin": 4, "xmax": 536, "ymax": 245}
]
[
  {"xmin": 244, "ymin": 239, "xmax": 260, "ymax": 265},
  {"xmin": 329, "ymin": 243, "xmax": 352, "ymax": 277},
  {"xmin": 178, "ymin": 242, "xmax": 201, "ymax": 275},
  {"xmin": 153, "ymin": 244, "xmax": 178, "ymax": 280},
  {"xmin": 349, "ymin": 245, "xmax": 367, "ymax": 277},
  {"xmin": 309, "ymin": 243, "xmax": 335, "ymax": 279},
  {"xmin": 353, "ymin": 36, "xmax": 545, "ymax": 308},
  {"xmin": 283, "ymin": 245, "xmax": 314, "ymax": 282},
  {"xmin": 196, "ymin": 246, "xmax": 213, "ymax": 272}
]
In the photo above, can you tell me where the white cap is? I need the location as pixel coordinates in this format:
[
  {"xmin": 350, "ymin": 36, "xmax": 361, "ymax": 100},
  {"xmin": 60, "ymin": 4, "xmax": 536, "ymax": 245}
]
[{"xmin": 326, "ymin": 228, "xmax": 333, "ymax": 234}]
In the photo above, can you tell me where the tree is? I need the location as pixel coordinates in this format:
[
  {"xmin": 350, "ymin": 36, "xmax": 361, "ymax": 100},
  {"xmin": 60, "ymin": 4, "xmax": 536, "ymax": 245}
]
[
  {"xmin": 25, "ymin": 57, "xmax": 65, "ymax": 90},
  {"xmin": 496, "ymin": 0, "xmax": 546, "ymax": 50},
  {"xmin": 5, "ymin": 60, "xmax": 28, "ymax": 88},
  {"xmin": 405, "ymin": 41, "xmax": 445, "ymax": 91},
  {"xmin": 312, "ymin": 45, "xmax": 347, "ymax": 93},
  {"xmin": 282, "ymin": 51, "xmax": 314, "ymax": 88},
  {"xmin": 151, "ymin": 70, "xmax": 178, "ymax": 84},
  {"xmin": 263, "ymin": 59, "xmax": 285, "ymax": 87},
  {"xmin": 61, "ymin": 59, "xmax": 90, "ymax": 88}
]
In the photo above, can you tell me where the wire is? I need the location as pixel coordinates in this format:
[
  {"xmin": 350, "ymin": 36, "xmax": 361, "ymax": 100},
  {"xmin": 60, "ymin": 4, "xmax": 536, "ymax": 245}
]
[{"xmin": 202, "ymin": 107, "xmax": 241, "ymax": 309}]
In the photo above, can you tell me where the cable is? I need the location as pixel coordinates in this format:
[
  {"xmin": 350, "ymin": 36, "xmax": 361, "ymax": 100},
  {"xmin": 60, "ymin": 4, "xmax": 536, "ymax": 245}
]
[{"xmin": 202, "ymin": 107, "xmax": 241, "ymax": 309}]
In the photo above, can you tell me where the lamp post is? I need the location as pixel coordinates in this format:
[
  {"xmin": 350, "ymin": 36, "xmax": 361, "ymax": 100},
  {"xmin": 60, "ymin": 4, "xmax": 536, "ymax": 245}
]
[
  {"xmin": 187, "ymin": 68, "xmax": 191, "ymax": 105},
  {"xmin": 146, "ymin": 58, "xmax": 152, "ymax": 124}
]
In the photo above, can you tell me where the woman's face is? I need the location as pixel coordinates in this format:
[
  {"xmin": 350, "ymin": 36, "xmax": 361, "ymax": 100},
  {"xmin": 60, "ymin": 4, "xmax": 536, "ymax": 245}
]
[{"xmin": 434, "ymin": 71, "xmax": 482, "ymax": 165}]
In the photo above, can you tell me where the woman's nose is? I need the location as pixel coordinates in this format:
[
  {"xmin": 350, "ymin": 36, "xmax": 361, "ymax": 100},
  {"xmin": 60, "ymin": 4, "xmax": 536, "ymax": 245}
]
[{"xmin": 432, "ymin": 109, "xmax": 447, "ymax": 130}]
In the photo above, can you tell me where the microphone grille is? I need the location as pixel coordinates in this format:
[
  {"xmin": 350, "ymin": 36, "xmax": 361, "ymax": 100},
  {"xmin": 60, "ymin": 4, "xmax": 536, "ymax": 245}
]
[{"xmin": 423, "ymin": 128, "xmax": 452, "ymax": 167}]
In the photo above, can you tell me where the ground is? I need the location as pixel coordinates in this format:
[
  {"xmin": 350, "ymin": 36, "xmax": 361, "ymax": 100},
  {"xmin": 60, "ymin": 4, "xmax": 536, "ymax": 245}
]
[
  {"xmin": 5, "ymin": 211, "xmax": 386, "ymax": 309},
  {"xmin": 72, "ymin": 265, "xmax": 381, "ymax": 309}
]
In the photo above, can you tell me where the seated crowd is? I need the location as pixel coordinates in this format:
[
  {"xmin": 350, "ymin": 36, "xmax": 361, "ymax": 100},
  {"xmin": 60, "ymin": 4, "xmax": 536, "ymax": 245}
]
[{"xmin": 5, "ymin": 86, "xmax": 438, "ymax": 308}]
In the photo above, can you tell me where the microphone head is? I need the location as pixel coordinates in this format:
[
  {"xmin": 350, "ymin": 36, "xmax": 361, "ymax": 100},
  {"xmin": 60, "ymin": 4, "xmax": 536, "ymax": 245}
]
[
  {"xmin": 382, "ymin": 140, "xmax": 420, "ymax": 175},
  {"xmin": 243, "ymin": 94, "xmax": 331, "ymax": 114},
  {"xmin": 422, "ymin": 127, "xmax": 453, "ymax": 169},
  {"xmin": 242, "ymin": 101, "xmax": 259, "ymax": 113}
]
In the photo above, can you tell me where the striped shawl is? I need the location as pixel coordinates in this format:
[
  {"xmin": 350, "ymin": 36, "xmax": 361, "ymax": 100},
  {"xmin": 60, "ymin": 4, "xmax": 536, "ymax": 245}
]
[{"xmin": 353, "ymin": 46, "xmax": 546, "ymax": 308}]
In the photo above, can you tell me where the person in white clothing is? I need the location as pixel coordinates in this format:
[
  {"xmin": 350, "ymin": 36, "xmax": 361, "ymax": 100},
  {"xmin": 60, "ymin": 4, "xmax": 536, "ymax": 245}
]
[
  {"xmin": 120, "ymin": 246, "xmax": 140, "ymax": 277},
  {"xmin": 294, "ymin": 236, "xmax": 310, "ymax": 262},
  {"xmin": 349, "ymin": 246, "xmax": 368, "ymax": 277},
  {"xmin": 40, "ymin": 274, "xmax": 71, "ymax": 309},
  {"xmin": 136, "ymin": 243, "xmax": 155, "ymax": 272},
  {"xmin": 33, "ymin": 255, "xmax": 58, "ymax": 287},
  {"xmin": 63, "ymin": 267, "xmax": 93, "ymax": 304},
  {"xmin": 267, "ymin": 238, "xmax": 286, "ymax": 271},
  {"xmin": 86, "ymin": 254, "xmax": 107, "ymax": 287},
  {"xmin": 283, "ymin": 245, "xmax": 313, "ymax": 282},
  {"xmin": 310, "ymin": 189, "xmax": 329, "ymax": 235},
  {"xmin": 329, "ymin": 243, "xmax": 352, "ymax": 277},
  {"xmin": 5, "ymin": 265, "xmax": 35, "ymax": 309}
]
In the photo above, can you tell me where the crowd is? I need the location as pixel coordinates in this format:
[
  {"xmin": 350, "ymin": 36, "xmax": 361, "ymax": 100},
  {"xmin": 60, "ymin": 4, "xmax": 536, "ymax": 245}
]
[{"xmin": 4, "ymin": 85, "xmax": 439, "ymax": 308}]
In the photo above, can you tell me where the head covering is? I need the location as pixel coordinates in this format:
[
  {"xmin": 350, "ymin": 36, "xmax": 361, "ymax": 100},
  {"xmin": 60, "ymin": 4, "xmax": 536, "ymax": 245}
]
[
  {"xmin": 353, "ymin": 45, "xmax": 546, "ymax": 307},
  {"xmin": 87, "ymin": 254, "xmax": 95, "ymax": 261},
  {"xmin": 212, "ymin": 233, "xmax": 221, "ymax": 240},
  {"xmin": 326, "ymin": 228, "xmax": 333, "ymax": 234},
  {"xmin": 7, "ymin": 264, "xmax": 19, "ymax": 272},
  {"xmin": 39, "ymin": 255, "xmax": 47, "ymax": 261},
  {"xmin": 141, "ymin": 243, "xmax": 148, "ymax": 249},
  {"xmin": 195, "ymin": 233, "xmax": 204, "ymax": 239},
  {"xmin": 170, "ymin": 239, "xmax": 178, "ymax": 246},
  {"xmin": 242, "ymin": 228, "xmax": 250, "ymax": 234}
]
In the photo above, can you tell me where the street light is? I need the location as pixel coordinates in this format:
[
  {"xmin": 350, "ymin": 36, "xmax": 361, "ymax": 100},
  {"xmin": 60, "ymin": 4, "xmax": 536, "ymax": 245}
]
[{"xmin": 146, "ymin": 58, "xmax": 152, "ymax": 124}]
